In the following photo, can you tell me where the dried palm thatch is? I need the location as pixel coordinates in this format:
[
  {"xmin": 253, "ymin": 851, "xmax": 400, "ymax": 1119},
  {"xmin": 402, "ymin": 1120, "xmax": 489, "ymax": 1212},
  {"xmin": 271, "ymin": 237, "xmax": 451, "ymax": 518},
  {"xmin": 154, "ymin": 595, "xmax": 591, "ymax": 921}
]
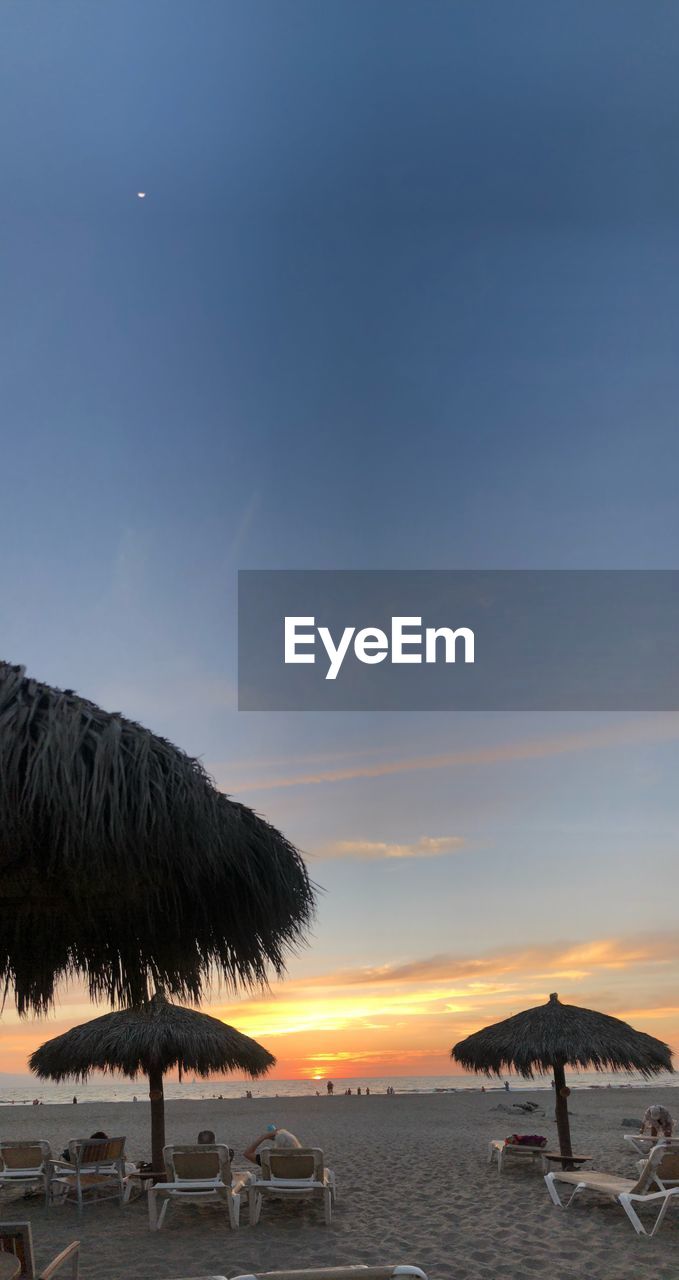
[
  {"xmin": 30, "ymin": 993, "xmax": 275, "ymax": 1171},
  {"xmin": 452, "ymin": 993, "xmax": 673, "ymax": 1158},
  {"xmin": 0, "ymin": 662, "xmax": 315, "ymax": 1015}
]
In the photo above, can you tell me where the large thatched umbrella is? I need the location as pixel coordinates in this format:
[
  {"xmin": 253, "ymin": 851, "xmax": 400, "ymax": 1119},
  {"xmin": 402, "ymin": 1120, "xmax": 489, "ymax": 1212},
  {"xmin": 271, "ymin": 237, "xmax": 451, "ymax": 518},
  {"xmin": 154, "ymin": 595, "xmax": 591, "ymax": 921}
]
[
  {"xmin": 0, "ymin": 662, "xmax": 314, "ymax": 1015},
  {"xmin": 30, "ymin": 993, "xmax": 275, "ymax": 1172},
  {"xmin": 452, "ymin": 993, "xmax": 673, "ymax": 1160}
]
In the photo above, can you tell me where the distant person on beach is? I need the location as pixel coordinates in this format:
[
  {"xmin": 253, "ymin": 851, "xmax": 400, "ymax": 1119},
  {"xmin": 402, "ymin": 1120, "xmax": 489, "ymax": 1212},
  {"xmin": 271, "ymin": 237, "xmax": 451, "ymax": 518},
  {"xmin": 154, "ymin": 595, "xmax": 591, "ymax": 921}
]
[
  {"xmin": 327, "ymin": 1081, "xmax": 334, "ymax": 1095},
  {"xmin": 504, "ymin": 1081, "xmax": 510, "ymax": 1092},
  {"xmin": 243, "ymin": 1126, "xmax": 301, "ymax": 1166},
  {"xmin": 72, "ymin": 1096, "xmax": 77, "ymax": 1104},
  {"xmin": 640, "ymin": 1105, "xmax": 673, "ymax": 1138},
  {"xmin": 365, "ymin": 1087, "xmax": 370, "ymax": 1096}
]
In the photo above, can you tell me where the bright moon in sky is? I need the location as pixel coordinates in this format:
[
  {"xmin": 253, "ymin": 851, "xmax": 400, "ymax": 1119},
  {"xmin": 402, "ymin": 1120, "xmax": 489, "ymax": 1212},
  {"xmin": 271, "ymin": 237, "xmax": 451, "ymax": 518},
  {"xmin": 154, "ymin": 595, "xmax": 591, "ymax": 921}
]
[{"xmin": 137, "ymin": 192, "xmax": 146, "ymax": 199}]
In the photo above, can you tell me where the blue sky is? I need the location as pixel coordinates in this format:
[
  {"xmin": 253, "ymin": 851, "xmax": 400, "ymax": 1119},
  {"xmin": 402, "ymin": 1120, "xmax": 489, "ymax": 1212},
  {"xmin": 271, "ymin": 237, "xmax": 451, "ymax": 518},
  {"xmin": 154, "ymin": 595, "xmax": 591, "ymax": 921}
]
[{"xmin": 1, "ymin": 1, "xmax": 678, "ymax": 1073}]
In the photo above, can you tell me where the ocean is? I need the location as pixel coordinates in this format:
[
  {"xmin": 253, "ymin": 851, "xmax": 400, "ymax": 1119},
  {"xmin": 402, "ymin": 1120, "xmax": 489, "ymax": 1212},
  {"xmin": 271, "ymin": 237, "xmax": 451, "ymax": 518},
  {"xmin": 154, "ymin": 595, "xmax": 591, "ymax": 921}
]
[{"xmin": 1, "ymin": 1070, "xmax": 676, "ymax": 1106}]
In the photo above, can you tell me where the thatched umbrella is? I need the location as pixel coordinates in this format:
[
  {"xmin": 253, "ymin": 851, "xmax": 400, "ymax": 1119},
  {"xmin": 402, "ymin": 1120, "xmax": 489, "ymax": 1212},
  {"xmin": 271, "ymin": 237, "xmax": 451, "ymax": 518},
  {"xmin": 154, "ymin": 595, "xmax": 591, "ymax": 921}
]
[
  {"xmin": 0, "ymin": 662, "xmax": 314, "ymax": 1015},
  {"xmin": 30, "ymin": 993, "xmax": 275, "ymax": 1172},
  {"xmin": 452, "ymin": 993, "xmax": 673, "ymax": 1161}
]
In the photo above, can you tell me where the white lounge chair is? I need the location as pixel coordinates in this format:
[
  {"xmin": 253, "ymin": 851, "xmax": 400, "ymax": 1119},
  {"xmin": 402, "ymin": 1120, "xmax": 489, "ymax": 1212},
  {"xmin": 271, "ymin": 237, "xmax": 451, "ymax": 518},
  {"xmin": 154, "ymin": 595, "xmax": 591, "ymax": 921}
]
[
  {"xmin": 0, "ymin": 1143, "xmax": 53, "ymax": 1208},
  {"xmin": 248, "ymin": 1148, "xmax": 336, "ymax": 1226},
  {"xmin": 0, "ymin": 1221, "xmax": 80, "ymax": 1278},
  {"xmin": 50, "ymin": 1138, "xmax": 127, "ymax": 1212},
  {"xmin": 148, "ymin": 1145, "xmax": 251, "ymax": 1231},
  {"xmin": 544, "ymin": 1141, "xmax": 679, "ymax": 1236},
  {"xmin": 230, "ymin": 1269, "xmax": 428, "ymax": 1280},
  {"xmin": 488, "ymin": 1139, "xmax": 545, "ymax": 1173}
]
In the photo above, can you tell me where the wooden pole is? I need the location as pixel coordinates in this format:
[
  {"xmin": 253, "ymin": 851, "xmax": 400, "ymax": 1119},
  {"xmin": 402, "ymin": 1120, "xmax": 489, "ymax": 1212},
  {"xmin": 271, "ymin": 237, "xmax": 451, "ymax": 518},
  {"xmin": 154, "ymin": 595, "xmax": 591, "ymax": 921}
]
[
  {"xmin": 552, "ymin": 1060, "xmax": 573, "ymax": 1166},
  {"xmin": 148, "ymin": 1065, "xmax": 165, "ymax": 1176}
]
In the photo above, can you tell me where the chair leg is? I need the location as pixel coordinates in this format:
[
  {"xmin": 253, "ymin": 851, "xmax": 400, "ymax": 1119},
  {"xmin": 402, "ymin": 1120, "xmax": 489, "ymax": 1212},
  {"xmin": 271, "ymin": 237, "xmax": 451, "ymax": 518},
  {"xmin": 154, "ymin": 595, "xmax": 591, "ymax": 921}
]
[
  {"xmin": 148, "ymin": 1187, "xmax": 159, "ymax": 1230},
  {"xmin": 544, "ymin": 1173, "xmax": 568, "ymax": 1208},
  {"xmin": 618, "ymin": 1195, "xmax": 647, "ymax": 1236},
  {"xmin": 249, "ymin": 1188, "xmax": 262, "ymax": 1225},
  {"xmin": 323, "ymin": 1187, "xmax": 332, "ymax": 1225},
  {"xmin": 228, "ymin": 1192, "xmax": 240, "ymax": 1229}
]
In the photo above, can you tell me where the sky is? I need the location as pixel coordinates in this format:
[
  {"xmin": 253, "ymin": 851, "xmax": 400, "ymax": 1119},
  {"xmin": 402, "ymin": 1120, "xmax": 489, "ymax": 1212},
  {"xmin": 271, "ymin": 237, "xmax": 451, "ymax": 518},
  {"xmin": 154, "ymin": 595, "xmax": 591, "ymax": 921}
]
[{"xmin": 1, "ymin": 1, "xmax": 678, "ymax": 1081}]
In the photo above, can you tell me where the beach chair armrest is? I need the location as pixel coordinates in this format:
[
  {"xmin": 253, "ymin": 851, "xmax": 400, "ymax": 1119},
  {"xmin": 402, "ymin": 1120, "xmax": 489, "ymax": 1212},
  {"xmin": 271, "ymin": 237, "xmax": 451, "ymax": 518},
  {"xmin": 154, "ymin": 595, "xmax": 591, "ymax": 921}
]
[{"xmin": 38, "ymin": 1240, "xmax": 80, "ymax": 1279}]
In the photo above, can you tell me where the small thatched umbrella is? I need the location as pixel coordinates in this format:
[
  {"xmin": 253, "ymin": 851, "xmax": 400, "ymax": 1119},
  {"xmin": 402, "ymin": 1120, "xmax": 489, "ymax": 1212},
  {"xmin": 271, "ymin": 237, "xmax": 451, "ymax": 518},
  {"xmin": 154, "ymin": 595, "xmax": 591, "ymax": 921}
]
[
  {"xmin": 30, "ymin": 993, "xmax": 275, "ymax": 1172},
  {"xmin": 452, "ymin": 993, "xmax": 673, "ymax": 1161},
  {"xmin": 0, "ymin": 662, "xmax": 314, "ymax": 1015}
]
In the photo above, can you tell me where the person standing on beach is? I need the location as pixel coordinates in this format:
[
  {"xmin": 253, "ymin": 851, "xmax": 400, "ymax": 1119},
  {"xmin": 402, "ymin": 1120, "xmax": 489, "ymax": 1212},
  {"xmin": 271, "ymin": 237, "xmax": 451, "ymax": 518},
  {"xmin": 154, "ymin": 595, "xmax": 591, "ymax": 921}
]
[{"xmin": 327, "ymin": 1080, "xmax": 334, "ymax": 1095}]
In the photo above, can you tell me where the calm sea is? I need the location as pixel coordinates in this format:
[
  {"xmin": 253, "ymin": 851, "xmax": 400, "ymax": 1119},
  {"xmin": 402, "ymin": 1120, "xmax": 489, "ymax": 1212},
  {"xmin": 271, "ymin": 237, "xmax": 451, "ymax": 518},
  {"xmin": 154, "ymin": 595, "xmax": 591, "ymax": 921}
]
[{"xmin": 1, "ymin": 1071, "xmax": 676, "ymax": 1106}]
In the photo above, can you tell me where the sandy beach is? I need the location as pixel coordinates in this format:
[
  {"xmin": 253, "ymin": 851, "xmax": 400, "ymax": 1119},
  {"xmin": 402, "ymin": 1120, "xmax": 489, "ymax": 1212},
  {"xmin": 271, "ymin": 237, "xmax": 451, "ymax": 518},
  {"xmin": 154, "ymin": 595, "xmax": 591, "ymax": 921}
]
[{"xmin": 1, "ymin": 1086, "xmax": 677, "ymax": 1279}]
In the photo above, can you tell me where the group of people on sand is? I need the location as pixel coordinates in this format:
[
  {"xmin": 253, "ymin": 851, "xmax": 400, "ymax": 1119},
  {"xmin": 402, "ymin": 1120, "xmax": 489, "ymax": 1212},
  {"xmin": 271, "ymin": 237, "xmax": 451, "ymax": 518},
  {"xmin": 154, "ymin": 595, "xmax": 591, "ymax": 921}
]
[{"xmin": 325, "ymin": 1080, "xmax": 372, "ymax": 1096}]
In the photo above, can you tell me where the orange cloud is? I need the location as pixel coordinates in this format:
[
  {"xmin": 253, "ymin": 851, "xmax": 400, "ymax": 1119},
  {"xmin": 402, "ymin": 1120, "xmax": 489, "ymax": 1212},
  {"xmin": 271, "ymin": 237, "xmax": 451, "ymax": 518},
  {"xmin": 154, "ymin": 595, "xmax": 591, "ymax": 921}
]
[
  {"xmin": 220, "ymin": 716, "xmax": 679, "ymax": 793},
  {"xmin": 2, "ymin": 932, "xmax": 676, "ymax": 1080},
  {"xmin": 316, "ymin": 835, "xmax": 465, "ymax": 861}
]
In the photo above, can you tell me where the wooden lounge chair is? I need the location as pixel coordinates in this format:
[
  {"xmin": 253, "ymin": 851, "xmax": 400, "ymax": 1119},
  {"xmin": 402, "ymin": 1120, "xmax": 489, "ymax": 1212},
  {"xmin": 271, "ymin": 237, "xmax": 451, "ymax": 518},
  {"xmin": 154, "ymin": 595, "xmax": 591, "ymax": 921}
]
[
  {"xmin": 50, "ymin": 1138, "xmax": 127, "ymax": 1212},
  {"xmin": 0, "ymin": 1144, "xmax": 53, "ymax": 1206},
  {"xmin": 148, "ymin": 1145, "xmax": 251, "ymax": 1231},
  {"xmin": 248, "ymin": 1148, "xmax": 337, "ymax": 1226},
  {"xmin": 230, "ymin": 1268, "xmax": 428, "ymax": 1280},
  {"xmin": 544, "ymin": 1141, "xmax": 679, "ymax": 1236},
  {"xmin": 0, "ymin": 1222, "xmax": 79, "ymax": 1278}
]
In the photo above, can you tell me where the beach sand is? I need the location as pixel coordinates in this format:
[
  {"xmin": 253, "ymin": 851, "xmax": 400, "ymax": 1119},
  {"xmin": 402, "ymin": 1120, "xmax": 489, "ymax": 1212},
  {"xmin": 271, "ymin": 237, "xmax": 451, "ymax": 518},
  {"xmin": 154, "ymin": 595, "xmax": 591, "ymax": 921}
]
[{"xmin": 1, "ymin": 1087, "xmax": 677, "ymax": 1279}]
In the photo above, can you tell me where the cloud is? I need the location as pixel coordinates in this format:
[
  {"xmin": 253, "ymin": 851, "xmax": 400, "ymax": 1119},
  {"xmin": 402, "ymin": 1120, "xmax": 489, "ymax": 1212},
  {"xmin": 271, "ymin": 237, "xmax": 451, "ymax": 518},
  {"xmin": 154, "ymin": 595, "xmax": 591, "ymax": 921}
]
[
  {"xmin": 317, "ymin": 835, "xmax": 465, "ymax": 861},
  {"xmin": 225, "ymin": 716, "xmax": 679, "ymax": 792}
]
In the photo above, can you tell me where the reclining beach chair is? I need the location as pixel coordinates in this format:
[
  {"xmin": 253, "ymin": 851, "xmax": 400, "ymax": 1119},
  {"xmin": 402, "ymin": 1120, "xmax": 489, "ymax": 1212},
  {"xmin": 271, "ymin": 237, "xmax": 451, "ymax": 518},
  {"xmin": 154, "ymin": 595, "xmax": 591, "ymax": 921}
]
[
  {"xmin": 148, "ymin": 1145, "xmax": 251, "ymax": 1231},
  {"xmin": 0, "ymin": 1143, "xmax": 53, "ymax": 1207},
  {"xmin": 230, "ymin": 1268, "xmax": 428, "ymax": 1280},
  {"xmin": 488, "ymin": 1139, "xmax": 545, "ymax": 1173},
  {"xmin": 544, "ymin": 1141, "xmax": 679, "ymax": 1236},
  {"xmin": 50, "ymin": 1138, "xmax": 127, "ymax": 1212},
  {"xmin": 248, "ymin": 1148, "xmax": 337, "ymax": 1226},
  {"xmin": 0, "ymin": 1221, "xmax": 79, "ymax": 1278}
]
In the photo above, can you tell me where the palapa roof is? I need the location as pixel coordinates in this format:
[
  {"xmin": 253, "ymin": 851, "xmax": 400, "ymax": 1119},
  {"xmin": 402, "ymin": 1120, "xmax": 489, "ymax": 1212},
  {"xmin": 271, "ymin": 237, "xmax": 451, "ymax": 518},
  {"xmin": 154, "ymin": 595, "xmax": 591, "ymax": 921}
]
[
  {"xmin": 29, "ymin": 993, "xmax": 275, "ymax": 1081},
  {"xmin": 452, "ymin": 993, "xmax": 674, "ymax": 1079},
  {"xmin": 0, "ymin": 662, "xmax": 315, "ymax": 1014}
]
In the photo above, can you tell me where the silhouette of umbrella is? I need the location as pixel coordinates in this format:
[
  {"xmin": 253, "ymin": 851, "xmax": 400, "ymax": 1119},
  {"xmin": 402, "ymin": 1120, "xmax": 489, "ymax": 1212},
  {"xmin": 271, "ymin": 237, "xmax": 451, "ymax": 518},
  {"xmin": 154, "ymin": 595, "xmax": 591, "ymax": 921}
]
[
  {"xmin": 0, "ymin": 661, "xmax": 314, "ymax": 1015},
  {"xmin": 30, "ymin": 993, "xmax": 275, "ymax": 1171},
  {"xmin": 452, "ymin": 993, "xmax": 673, "ymax": 1158}
]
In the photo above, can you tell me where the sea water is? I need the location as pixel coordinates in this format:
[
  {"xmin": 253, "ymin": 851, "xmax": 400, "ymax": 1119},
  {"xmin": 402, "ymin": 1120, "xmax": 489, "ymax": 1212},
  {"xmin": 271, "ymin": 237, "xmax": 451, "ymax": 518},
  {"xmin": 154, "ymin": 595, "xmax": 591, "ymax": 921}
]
[{"xmin": 1, "ymin": 1070, "xmax": 675, "ymax": 1106}]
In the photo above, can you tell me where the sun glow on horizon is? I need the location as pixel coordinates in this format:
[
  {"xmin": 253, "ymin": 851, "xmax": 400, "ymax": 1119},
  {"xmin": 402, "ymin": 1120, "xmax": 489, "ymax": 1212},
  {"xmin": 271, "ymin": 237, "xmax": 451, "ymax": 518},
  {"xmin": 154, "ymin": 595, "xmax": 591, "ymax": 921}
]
[{"xmin": 1, "ymin": 932, "xmax": 676, "ymax": 1079}]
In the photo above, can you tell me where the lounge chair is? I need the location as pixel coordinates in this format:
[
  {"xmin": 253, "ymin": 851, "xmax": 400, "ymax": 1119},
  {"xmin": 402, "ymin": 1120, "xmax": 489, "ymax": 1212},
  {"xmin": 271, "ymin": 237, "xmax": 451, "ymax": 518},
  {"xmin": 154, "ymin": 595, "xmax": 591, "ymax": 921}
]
[
  {"xmin": 488, "ymin": 1139, "xmax": 546, "ymax": 1173},
  {"xmin": 230, "ymin": 1268, "xmax": 428, "ymax": 1279},
  {"xmin": 248, "ymin": 1148, "xmax": 336, "ymax": 1226},
  {"xmin": 50, "ymin": 1138, "xmax": 127, "ymax": 1212},
  {"xmin": 148, "ymin": 1145, "xmax": 251, "ymax": 1231},
  {"xmin": 0, "ymin": 1143, "xmax": 53, "ymax": 1206},
  {"xmin": 544, "ymin": 1141, "xmax": 679, "ymax": 1236},
  {"xmin": 0, "ymin": 1221, "xmax": 79, "ymax": 1278}
]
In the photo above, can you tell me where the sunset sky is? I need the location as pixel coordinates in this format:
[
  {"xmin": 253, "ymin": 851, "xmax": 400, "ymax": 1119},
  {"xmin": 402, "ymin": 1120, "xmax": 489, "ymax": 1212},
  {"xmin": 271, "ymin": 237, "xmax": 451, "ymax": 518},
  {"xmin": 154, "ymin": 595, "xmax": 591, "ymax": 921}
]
[{"xmin": 1, "ymin": 2, "xmax": 678, "ymax": 1081}]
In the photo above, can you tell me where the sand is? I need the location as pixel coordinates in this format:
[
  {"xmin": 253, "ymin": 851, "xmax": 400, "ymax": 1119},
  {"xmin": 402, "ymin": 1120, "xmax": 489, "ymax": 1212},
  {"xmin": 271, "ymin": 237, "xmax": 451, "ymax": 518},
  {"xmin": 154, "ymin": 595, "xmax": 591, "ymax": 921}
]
[{"xmin": 1, "ymin": 1087, "xmax": 677, "ymax": 1279}]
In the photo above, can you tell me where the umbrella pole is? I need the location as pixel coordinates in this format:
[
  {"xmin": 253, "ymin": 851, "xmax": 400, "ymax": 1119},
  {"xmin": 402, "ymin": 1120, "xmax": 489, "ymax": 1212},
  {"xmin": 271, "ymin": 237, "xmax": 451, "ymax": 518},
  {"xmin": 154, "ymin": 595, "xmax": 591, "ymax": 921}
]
[
  {"xmin": 148, "ymin": 1066, "xmax": 166, "ymax": 1177},
  {"xmin": 552, "ymin": 1061, "xmax": 573, "ymax": 1166}
]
